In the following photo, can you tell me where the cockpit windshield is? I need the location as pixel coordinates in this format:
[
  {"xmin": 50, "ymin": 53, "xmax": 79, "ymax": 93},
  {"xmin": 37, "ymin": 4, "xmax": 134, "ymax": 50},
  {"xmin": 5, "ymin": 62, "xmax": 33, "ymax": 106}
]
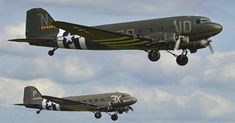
[{"xmin": 196, "ymin": 18, "xmax": 211, "ymax": 24}]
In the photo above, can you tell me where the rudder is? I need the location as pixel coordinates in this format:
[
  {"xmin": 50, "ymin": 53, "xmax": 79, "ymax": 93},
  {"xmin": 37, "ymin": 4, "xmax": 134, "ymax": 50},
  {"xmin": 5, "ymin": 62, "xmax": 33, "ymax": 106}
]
[
  {"xmin": 26, "ymin": 8, "xmax": 59, "ymax": 39},
  {"xmin": 23, "ymin": 86, "xmax": 43, "ymax": 104}
]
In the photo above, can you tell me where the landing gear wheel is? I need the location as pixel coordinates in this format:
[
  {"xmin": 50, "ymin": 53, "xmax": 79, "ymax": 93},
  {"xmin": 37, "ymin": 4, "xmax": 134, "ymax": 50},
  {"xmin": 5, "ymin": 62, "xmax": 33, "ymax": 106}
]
[
  {"xmin": 111, "ymin": 114, "xmax": 118, "ymax": 121},
  {"xmin": 94, "ymin": 112, "xmax": 102, "ymax": 119},
  {"xmin": 36, "ymin": 109, "xmax": 42, "ymax": 114},
  {"xmin": 48, "ymin": 47, "xmax": 58, "ymax": 56},
  {"xmin": 148, "ymin": 50, "xmax": 161, "ymax": 62},
  {"xmin": 48, "ymin": 50, "xmax": 54, "ymax": 56},
  {"xmin": 176, "ymin": 55, "xmax": 189, "ymax": 66}
]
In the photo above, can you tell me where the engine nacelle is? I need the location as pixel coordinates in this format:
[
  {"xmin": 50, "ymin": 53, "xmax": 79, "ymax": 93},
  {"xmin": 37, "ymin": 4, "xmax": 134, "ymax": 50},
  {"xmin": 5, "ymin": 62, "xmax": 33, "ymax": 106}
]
[
  {"xmin": 163, "ymin": 32, "xmax": 179, "ymax": 42},
  {"xmin": 191, "ymin": 40, "xmax": 209, "ymax": 49},
  {"xmin": 115, "ymin": 106, "xmax": 130, "ymax": 114}
]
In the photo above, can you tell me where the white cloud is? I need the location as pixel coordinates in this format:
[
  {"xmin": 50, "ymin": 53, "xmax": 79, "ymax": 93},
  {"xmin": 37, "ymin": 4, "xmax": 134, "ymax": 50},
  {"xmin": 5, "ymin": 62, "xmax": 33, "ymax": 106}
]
[
  {"xmin": 4, "ymin": 23, "xmax": 25, "ymax": 39},
  {"xmin": 0, "ymin": 76, "xmax": 64, "ymax": 108},
  {"xmin": 0, "ymin": 22, "xmax": 44, "ymax": 57},
  {"xmin": 34, "ymin": 0, "xmax": 211, "ymax": 16},
  {"xmin": 20, "ymin": 55, "xmax": 97, "ymax": 83},
  {"xmin": 191, "ymin": 91, "xmax": 234, "ymax": 118}
]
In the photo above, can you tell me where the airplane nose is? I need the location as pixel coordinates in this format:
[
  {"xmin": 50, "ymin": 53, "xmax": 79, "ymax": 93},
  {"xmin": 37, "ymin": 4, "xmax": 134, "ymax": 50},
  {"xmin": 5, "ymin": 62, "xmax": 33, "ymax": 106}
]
[
  {"xmin": 132, "ymin": 97, "xmax": 137, "ymax": 104},
  {"xmin": 213, "ymin": 23, "xmax": 223, "ymax": 34}
]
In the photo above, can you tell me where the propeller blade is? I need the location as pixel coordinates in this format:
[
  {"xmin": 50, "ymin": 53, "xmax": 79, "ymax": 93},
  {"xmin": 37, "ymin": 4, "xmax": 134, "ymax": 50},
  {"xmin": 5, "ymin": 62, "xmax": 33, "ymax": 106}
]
[
  {"xmin": 129, "ymin": 106, "xmax": 134, "ymax": 111},
  {"xmin": 208, "ymin": 42, "xmax": 214, "ymax": 54},
  {"xmin": 174, "ymin": 38, "xmax": 181, "ymax": 50}
]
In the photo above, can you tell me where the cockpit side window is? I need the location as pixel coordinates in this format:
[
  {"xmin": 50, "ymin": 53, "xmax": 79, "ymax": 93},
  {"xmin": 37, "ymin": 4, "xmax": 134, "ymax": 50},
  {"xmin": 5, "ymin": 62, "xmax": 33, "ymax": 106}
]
[
  {"xmin": 196, "ymin": 18, "xmax": 211, "ymax": 24},
  {"xmin": 196, "ymin": 19, "xmax": 201, "ymax": 24}
]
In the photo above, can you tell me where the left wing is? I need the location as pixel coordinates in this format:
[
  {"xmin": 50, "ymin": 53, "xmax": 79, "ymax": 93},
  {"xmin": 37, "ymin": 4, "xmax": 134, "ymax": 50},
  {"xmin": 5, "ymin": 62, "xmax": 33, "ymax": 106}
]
[{"xmin": 52, "ymin": 21, "xmax": 155, "ymax": 48}]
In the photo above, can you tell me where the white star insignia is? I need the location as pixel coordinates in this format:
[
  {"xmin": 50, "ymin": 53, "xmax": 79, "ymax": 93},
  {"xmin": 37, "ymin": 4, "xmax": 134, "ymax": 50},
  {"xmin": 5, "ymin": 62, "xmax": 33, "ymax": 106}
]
[{"xmin": 65, "ymin": 33, "xmax": 74, "ymax": 43}]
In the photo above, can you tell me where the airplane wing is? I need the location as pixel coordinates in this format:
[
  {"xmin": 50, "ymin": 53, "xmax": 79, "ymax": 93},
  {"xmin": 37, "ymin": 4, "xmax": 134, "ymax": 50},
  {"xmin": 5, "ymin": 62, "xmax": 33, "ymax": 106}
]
[
  {"xmin": 42, "ymin": 95, "xmax": 98, "ymax": 107},
  {"xmin": 52, "ymin": 21, "xmax": 155, "ymax": 48}
]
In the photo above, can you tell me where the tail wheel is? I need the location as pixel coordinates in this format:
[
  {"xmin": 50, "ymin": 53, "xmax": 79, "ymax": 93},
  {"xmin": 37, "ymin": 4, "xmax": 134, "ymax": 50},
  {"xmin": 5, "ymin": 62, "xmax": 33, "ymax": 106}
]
[
  {"xmin": 94, "ymin": 112, "xmax": 102, "ymax": 119},
  {"xmin": 36, "ymin": 111, "xmax": 40, "ymax": 114},
  {"xmin": 48, "ymin": 47, "xmax": 58, "ymax": 56},
  {"xmin": 36, "ymin": 109, "xmax": 42, "ymax": 114},
  {"xmin": 148, "ymin": 50, "xmax": 161, "ymax": 62},
  {"xmin": 48, "ymin": 50, "xmax": 54, "ymax": 56},
  {"xmin": 111, "ymin": 114, "xmax": 118, "ymax": 121}
]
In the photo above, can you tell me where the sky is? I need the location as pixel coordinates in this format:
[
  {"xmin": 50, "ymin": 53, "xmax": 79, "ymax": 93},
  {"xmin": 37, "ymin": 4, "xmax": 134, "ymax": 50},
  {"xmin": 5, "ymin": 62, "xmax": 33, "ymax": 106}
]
[{"xmin": 0, "ymin": 0, "xmax": 235, "ymax": 123}]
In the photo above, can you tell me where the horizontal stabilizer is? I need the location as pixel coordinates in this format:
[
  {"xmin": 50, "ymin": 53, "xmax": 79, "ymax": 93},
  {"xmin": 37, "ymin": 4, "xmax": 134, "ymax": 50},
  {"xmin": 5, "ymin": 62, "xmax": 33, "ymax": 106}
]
[
  {"xmin": 14, "ymin": 103, "xmax": 40, "ymax": 107},
  {"xmin": 8, "ymin": 38, "xmax": 54, "ymax": 43}
]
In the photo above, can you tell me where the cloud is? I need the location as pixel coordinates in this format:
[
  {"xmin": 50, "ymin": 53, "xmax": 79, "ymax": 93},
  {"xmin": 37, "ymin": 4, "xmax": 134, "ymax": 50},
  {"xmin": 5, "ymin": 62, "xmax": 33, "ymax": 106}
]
[
  {"xmin": 33, "ymin": 0, "xmax": 216, "ymax": 16},
  {"xmin": 4, "ymin": 23, "xmax": 25, "ymax": 39},
  {"xmin": 0, "ymin": 22, "xmax": 46, "ymax": 57},
  {"xmin": 0, "ymin": 76, "xmax": 64, "ymax": 108},
  {"xmin": 0, "ymin": 23, "xmax": 26, "ymax": 55},
  {"xmin": 19, "ymin": 55, "xmax": 97, "ymax": 83}
]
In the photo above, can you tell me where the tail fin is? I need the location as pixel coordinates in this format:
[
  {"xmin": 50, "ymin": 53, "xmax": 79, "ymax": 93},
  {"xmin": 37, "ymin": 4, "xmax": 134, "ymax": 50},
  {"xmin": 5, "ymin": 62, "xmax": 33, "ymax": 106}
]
[
  {"xmin": 26, "ymin": 8, "xmax": 59, "ymax": 39},
  {"xmin": 23, "ymin": 86, "xmax": 43, "ymax": 104}
]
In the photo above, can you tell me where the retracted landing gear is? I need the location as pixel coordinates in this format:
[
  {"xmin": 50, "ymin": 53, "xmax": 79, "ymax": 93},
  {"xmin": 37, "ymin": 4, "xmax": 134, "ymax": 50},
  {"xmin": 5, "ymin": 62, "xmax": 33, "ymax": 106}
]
[
  {"xmin": 167, "ymin": 50, "xmax": 189, "ymax": 66},
  {"xmin": 94, "ymin": 112, "xmax": 102, "ymax": 119},
  {"xmin": 48, "ymin": 47, "xmax": 58, "ymax": 56},
  {"xmin": 148, "ymin": 50, "xmax": 161, "ymax": 62},
  {"xmin": 36, "ymin": 109, "xmax": 42, "ymax": 114}
]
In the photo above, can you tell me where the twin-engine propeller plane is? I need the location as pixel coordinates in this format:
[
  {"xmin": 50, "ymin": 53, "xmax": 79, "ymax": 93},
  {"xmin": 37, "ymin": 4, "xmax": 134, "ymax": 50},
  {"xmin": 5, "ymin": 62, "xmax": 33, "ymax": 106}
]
[
  {"xmin": 9, "ymin": 8, "xmax": 223, "ymax": 66},
  {"xmin": 15, "ymin": 86, "xmax": 137, "ymax": 121}
]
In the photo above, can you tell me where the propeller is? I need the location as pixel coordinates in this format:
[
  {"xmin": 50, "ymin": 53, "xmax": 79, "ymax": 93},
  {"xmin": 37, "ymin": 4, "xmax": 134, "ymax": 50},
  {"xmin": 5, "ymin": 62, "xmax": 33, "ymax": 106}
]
[
  {"xmin": 207, "ymin": 40, "xmax": 214, "ymax": 54},
  {"xmin": 125, "ymin": 106, "xmax": 134, "ymax": 113},
  {"xmin": 174, "ymin": 36, "xmax": 181, "ymax": 50},
  {"xmin": 173, "ymin": 20, "xmax": 190, "ymax": 50},
  {"xmin": 174, "ymin": 20, "xmax": 181, "ymax": 50},
  {"xmin": 129, "ymin": 106, "xmax": 134, "ymax": 111}
]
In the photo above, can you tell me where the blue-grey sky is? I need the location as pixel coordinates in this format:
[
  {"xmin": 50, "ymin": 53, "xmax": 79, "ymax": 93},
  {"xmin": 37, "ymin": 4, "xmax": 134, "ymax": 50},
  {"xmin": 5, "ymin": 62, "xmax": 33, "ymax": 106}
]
[{"xmin": 0, "ymin": 0, "xmax": 235, "ymax": 123}]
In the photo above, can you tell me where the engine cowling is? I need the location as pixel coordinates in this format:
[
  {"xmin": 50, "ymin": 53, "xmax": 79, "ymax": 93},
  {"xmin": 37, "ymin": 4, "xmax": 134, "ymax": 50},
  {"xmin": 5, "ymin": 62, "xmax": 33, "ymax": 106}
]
[
  {"xmin": 116, "ymin": 106, "xmax": 129, "ymax": 114},
  {"xmin": 190, "ymin": 40, "xmax": 210, "ymax": 49},
  {"xmin": 148, "ymin": 32, "xmax": 189, "ymax": 43},
  {"xmin": 163, "ymin": 32, "xmax": 179, "ymax": 42}
]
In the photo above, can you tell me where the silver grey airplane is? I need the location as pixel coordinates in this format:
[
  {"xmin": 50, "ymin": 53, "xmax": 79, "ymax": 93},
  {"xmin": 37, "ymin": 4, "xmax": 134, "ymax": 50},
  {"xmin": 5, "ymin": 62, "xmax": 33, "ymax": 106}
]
[{"xmin": 15, "ymin": 86, "xmax": 137, "ymax": 121}]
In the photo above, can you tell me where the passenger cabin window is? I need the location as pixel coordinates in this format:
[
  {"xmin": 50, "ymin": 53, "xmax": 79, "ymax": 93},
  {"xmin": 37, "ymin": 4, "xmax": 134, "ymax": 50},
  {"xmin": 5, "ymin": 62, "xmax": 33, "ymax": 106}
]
[
  {"xmin": 160, "ymin": 26, "xmax": 164, "ymax": 31},
  {"xmin": 147, "ymin": 28, "xmax": 153, "ymax": 32},
  {"xmin": 138, "ymin": 29, "xmax": 143, "ymax": 33},
  {"xmin": 117, "ymin": 30, "xmax": 125, "ymax": 33}
]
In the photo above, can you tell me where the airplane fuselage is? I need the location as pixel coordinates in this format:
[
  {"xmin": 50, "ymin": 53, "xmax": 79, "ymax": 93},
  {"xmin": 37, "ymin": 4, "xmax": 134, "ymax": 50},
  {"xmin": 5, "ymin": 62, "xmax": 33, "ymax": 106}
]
[
  {"xmin": 26, "ymin": 92, "xmax": 137, "ymax": 113},
  {"xmin": 49, "ymin": 16, "xmax": 222, "ymax": 51}
]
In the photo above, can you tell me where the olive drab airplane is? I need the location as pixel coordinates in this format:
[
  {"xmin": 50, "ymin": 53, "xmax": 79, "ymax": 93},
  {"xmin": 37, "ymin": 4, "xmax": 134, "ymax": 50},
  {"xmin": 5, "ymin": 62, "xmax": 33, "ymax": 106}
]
[
  {"xmin": 9, "ymin": 8, "xmax": 223, "ymax": 66},
  {"xmin": 15, "ymin": 86, "xmax": 137, "ymax": 121}
]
